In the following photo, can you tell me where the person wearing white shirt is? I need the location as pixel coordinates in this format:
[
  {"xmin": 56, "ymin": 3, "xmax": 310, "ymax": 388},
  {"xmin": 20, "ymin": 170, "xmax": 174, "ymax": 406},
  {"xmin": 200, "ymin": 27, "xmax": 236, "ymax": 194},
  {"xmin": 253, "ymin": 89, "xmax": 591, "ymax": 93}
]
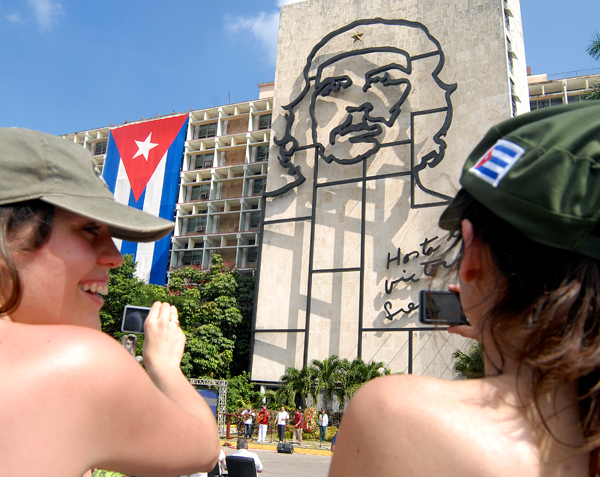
[
  {"xmin": 232, "ymin": 438, "xmax": 263, "ymax": 473},
  {"xmin": 318, "ymin": 408, "xmax": 329, "ymax": 443},
  {"xmin": 243, "ymin": 408, "xmax": 255, "ymax": 440},
  {"xmin": 276, "ymin": 407, "xmax": 289, "ymax": 442}
]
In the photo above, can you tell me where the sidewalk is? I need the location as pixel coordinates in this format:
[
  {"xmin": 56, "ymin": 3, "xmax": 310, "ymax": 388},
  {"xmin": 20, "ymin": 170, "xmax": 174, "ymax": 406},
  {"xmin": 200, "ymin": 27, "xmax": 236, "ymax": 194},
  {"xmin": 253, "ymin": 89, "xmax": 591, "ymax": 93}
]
[{"xmin": 220, "ymin": 437, "xmax": 332, "ymax": 457}]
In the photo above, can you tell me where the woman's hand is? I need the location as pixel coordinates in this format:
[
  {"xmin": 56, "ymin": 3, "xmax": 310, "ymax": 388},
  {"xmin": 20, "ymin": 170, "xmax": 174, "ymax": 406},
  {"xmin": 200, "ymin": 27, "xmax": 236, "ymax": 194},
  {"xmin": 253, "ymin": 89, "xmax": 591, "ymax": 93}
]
[
  {"xmin": 446, "ymin": 284, "xmax": 481, "ymax": 341},
  {"xmin": 142, "ymin": 302, "xmax": 185, "ymax": 374}
]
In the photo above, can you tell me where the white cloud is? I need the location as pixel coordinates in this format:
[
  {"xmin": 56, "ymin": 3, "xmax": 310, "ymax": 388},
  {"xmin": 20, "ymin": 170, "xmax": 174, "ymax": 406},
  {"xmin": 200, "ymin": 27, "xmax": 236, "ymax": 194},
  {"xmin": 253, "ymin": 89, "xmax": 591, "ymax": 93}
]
[
  {"xmin": 276, "ymin": 0, "xmax": 305, "ymax": 6},
  {"xmin": 224, "ymin": 0, "xmax": 305, "ymax": 65},
  {"xmin": 5, "ymin": 12, "xmax": 21, "ymax": 23},
  {"xmin": 28, "ymin": 0, "xmax": 63, "ymax": 31}
]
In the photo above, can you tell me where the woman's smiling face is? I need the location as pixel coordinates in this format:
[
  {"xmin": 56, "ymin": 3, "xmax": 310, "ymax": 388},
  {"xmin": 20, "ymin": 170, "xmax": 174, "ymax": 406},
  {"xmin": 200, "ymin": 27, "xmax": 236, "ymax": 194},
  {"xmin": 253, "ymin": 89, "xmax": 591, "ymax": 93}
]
[{"xmin": 8, "ymin": 208, "xmax": 123, "ymax": 329}]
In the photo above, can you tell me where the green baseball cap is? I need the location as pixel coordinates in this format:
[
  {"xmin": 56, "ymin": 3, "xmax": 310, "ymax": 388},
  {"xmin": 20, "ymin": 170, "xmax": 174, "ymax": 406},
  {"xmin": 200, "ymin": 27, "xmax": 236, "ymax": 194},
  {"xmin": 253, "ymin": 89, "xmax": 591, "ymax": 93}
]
[
  {"xmin": 0, "ymin": 127, "xmax": 174, "ymax": 242},
  {"xmin": 439, "ymin": 101, "xmax": 600, "ymax": 259}
]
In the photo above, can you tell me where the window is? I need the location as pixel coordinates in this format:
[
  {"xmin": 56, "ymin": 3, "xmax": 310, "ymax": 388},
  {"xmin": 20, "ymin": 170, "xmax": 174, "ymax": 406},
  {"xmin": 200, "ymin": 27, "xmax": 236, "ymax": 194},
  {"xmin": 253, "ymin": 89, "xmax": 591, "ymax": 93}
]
[
  {"xmin": 252, "ymin": 178, "xmax": 265, "ymax": 195},
  {"xmin": 568, "ymin": 94, "xmax": 584, "ymax": 103},
  {"xmin": 190, "ymin": 183, "xmax": 210, "ymax": 201},
  {"xmin": 254, "ymin": 145, "xmax": 268, "ymax": 162},
  {"xmin": 93, "ymin": 140, "xmax": 107, "ymax": 156},
  {"xmin": 181, "ymin": 250, "xmax": 203, "ymax": 266},
  {"xmin": 247, "ymin": 247, "xmax": 258, "ymax": 263},
  {"xmin": 192, "ymin": 153, "xmax": 213, "ymax": 169},
  {"xmin": 196, "ymin": 122, "xmax": 217, "ymax": 139},
  {"xmin": 249, "ymin": 211, "xmax": 261, "ymax": 229},
  {"xmin": 258, "ymin": 114, "xmax": 271, "ymax": 130},
  {"xmin": 186, "ymin": 216, "xmax": 206, "ymax": 234},
  {"xmin": 530, "ymin": 98, "xmax": 562, "ymax": 110}
]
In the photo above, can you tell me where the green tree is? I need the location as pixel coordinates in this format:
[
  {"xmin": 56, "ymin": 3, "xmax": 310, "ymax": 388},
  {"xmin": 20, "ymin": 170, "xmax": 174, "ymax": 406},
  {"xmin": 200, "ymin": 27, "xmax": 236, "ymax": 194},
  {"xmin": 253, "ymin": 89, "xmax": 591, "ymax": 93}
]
[
  {"xmin": 586, "ymin": 31, "xmax": 600, "ymax": 100},
  {"xmin": 168, "ymin": 255, "xmax": 244, "ymax": 379},
  {"xmin": 452, "ymin": 342, "xmax": 484, "ymax": 379},
  {"xmin": 100, "ymin": 254, "xmax": 167, "ymax": 338},
  {"xmin": 226, "ymin": 371, "xmax": 261, "ymax": 412},
  {"xmin": 344, "ymin": 357, "xmax": 389, "ymax": 402},
  {"xmin": 311, "ymin": 355, "xmax": 347, "ymax": 408},
  {"xmin": 278, "ymin": 365, "xmax": 315, "ymax": 408},
  {"xmin": 100, "ymin": 254, "xmax": 253, "ymax": 379}
]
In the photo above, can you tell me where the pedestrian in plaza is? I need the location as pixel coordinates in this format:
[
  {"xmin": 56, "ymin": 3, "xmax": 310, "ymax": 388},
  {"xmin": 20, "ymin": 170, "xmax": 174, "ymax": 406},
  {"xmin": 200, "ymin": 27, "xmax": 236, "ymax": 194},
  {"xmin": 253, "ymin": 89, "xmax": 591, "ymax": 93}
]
[
  {"xmin": 276, "ymin": 406, "xmax": 289, "ymax": 442},
  {"xmin": 243, "ymin": 407, "xmax": 255, "ymax": 440},
  {"xmin": 257, "ymin": 406, "xmax": 270, "ymax": 443},
  {"xmin": 318, "ymin": 409, "xmax": 328, "ymax": 444},
  {"xmin": 293, "ymin": 408, "xmax": 304, "ymax": 445},
  {"xmin": 0, "ymin": 128, "xmax": 220, "ymax": 477},
  {"xmin": 329, "ymin": 102, "xmax": 600, "ymax": 476}
]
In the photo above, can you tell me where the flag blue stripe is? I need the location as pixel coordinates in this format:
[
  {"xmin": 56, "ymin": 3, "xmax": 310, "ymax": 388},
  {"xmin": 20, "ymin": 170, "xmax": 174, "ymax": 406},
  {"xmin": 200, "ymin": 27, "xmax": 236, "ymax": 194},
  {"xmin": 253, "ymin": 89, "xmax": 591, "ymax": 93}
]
[
  {"xmin": 149, "ymin": 118, "xmax": 188, "ymax": 285},
  {"xmin": 494, "ymin": 144, "xmax": 518, "ymax": 157},
  {"xmin": 103, "ymin": 134, "xmax": 120, "ymax": 193},
  {"xmin": 489, "ymin": 156, "xmax": 508, "ymax": 167},
  {"xmin": 477, "ymin": 166, "xmax": 498, "ymax": 180}
]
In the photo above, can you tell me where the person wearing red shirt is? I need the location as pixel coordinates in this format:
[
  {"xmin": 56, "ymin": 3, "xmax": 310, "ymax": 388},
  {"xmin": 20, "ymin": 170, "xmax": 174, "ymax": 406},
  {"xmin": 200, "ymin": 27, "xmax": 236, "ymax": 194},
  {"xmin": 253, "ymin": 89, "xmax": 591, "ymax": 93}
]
[
  {"xmin": 293, "ymin": 408, "xmax": 304, "ymax": 445},
  {"xmin": 257, "ymin": 407, "xmax": 270, "ymax": 443}
]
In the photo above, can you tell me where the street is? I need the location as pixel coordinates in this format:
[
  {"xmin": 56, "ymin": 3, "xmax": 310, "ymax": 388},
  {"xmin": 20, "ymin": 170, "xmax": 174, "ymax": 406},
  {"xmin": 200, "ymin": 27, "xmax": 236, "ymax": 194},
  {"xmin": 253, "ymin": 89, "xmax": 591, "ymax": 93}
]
[{"xmin": 223, "ymin": 446, "xmax": 332, "ymax": 477}]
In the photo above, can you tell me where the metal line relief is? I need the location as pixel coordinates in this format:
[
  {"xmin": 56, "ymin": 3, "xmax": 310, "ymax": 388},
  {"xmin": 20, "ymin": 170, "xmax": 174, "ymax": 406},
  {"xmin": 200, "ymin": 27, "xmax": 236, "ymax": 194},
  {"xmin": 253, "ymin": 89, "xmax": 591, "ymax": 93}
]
[{"xmin": 268, "ymin": 17, "xmax": 457, "ymax": 205}]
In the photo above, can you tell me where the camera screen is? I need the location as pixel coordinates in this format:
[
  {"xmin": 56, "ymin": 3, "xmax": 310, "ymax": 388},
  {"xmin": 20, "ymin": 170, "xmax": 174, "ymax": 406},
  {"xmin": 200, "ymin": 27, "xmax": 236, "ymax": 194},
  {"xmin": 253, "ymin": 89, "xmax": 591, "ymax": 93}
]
[
  {"xmin": 419, "ymin": 290, "xmax": 467, "ymax": 325},
  {"xmin": 121, "ymin": 306, "xmax": 151, "ymax": 334}
]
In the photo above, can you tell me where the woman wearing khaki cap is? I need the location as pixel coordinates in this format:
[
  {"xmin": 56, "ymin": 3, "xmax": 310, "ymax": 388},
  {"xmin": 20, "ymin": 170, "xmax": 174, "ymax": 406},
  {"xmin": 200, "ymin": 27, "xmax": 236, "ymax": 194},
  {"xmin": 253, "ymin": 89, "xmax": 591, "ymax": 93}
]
[
  {"xmin": 0, "ymin": 128, "xmax": 219, "ymax": 476},
  {"xmin": 330, "ymin": 102, "xmax": 600, "ymax": 477}
]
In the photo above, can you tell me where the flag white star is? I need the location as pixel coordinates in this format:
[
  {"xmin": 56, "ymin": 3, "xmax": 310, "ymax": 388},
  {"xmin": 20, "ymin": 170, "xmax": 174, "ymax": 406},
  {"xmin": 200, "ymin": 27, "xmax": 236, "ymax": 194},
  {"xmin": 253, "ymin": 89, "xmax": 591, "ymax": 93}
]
[{"xmin": 133, "ymin": 132, "xmax": 159, "ymax": 161}]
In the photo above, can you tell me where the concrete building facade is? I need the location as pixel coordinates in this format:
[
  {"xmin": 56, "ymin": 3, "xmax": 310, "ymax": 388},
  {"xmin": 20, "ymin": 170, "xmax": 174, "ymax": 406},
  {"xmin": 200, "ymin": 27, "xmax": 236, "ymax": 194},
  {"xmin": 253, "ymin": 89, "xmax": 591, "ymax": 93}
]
[{"xmin": 250, "ymin": 0, "xmax": 528, "ymax": 383}]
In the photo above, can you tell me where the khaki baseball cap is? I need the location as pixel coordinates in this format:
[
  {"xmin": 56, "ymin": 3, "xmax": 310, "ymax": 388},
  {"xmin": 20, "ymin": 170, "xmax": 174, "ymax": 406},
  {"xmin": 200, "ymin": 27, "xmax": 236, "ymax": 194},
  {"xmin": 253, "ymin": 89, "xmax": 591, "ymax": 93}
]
[
  {"xmin": 440, "ymin": 101, "xmax": 600, "ymax": 259},
  {"xmin": 0, "ymin": 127, "xmax": 174, "ymax": 242}
]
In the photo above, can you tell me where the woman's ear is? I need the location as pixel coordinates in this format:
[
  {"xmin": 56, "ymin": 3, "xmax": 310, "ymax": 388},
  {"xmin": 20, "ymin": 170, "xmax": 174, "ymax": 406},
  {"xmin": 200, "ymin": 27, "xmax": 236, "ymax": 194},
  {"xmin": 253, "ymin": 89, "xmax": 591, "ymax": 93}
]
[{"xmin": 459, "ymin": 219, "xmax": 484, "ymax": 284}]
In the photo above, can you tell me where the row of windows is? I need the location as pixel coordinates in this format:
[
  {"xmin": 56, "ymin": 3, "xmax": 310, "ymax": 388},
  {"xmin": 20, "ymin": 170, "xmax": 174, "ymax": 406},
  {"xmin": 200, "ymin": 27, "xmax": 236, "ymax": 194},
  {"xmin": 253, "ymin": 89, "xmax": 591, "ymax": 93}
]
[
  {"xmin": 530, "ymin": 94, "xmax": 588, "ymax": 110},
  {"xmin": 185, "ymin": 178, "xmax": 263, "ymax": 202},
  {"xmin": 192, "ymin": 114, "xmax": 272, "ymax": 140},
  {"xmin": 188, "ymin": 145, "xmax": 268, "ymax": 170},
  {"xmin": 179, "ymin": 247, "xmax": 257, "ymax": 266},
  {"xmin": 183, "ymin": 210, "xmax": 260, "ymax": 235}
]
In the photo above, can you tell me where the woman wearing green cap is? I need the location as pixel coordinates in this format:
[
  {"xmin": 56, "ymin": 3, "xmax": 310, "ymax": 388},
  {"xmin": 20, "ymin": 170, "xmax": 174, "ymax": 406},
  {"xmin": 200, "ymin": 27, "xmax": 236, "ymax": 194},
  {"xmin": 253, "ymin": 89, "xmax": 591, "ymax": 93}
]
[
  {"xmin": 329, "ymin": 102, "xmax": 600, "ymax": 477},
  {"xmin": 0, "ymin": 128, "xmax": 220, "ymax": 476}
]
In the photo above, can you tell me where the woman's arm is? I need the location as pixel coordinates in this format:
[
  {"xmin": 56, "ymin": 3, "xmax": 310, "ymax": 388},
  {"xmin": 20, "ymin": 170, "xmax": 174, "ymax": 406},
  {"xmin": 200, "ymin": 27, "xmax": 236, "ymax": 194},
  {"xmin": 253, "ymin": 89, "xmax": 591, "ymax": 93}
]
[{"xmin": 72, "ymin": 303, "xmax": 220, "ymax": 476}]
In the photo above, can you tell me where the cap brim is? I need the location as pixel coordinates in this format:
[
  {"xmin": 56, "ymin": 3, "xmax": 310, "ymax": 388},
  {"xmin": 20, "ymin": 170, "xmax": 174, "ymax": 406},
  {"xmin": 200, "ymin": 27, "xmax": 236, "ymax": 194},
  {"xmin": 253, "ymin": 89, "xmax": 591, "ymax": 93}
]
[
  {"xmin": 438, "ymin": 193, "xmax": 462, "ymax": 232},
  {"xmin": 43, "ymin": 195, "xmax": 174, "ymax": 242}
]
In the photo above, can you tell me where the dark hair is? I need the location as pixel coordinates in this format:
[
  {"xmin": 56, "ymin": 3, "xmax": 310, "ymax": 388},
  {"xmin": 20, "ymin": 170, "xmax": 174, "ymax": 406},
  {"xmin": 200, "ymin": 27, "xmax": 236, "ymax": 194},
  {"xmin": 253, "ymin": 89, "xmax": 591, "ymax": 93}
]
[
  {"xmin": 0, "ymin": 200, "xmax": 55, "ymax": 315},
  {"xmin": 445, "ymin": 189, "xmax": 600, "ymax": 476},
  {"xmin": 236, "ymin": 438, "xmax": 248, "ymax": 450}
]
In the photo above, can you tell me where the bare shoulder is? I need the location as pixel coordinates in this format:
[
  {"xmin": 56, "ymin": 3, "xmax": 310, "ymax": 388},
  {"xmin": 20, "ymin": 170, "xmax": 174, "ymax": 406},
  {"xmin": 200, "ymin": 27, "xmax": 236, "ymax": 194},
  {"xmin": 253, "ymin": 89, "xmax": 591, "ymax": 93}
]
[
  {"xmin": 329, "ymin": 375, "xmax": 512, "ymax": 477},
  {"xmin": 0, "ymin": 321, "xmax": 147, "ymax": 418}
]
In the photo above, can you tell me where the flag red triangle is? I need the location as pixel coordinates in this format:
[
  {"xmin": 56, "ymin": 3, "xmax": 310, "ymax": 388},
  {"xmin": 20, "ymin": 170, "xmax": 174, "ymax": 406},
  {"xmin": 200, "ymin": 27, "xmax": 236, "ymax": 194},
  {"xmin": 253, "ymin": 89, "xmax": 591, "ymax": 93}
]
[{"xmin": 110, "ymin": 114, "xmax": 188, "ymax": 201}]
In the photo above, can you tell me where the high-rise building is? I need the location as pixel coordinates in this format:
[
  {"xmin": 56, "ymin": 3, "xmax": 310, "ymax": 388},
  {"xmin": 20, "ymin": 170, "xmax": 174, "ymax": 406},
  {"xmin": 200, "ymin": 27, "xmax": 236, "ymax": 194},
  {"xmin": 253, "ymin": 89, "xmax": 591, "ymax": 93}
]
[
  {"xmin": 62, "ymin": 82, "xmax": 273, "ymax": 283},
  {"xmin": 528, "ymin": 69, "xmax": 600, "ymax": 110}
]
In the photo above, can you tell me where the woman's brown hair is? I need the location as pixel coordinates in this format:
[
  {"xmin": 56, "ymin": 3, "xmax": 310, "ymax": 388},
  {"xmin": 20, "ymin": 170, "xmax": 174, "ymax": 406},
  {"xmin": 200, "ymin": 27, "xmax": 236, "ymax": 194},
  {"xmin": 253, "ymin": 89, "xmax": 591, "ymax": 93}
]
[
  {"xmin": 0, "ymin": 200, "xmax": 54, "ymax": 315},
  {"xmin": 446, "ymin": 189, "xmax": 600, "ymax": 476}
]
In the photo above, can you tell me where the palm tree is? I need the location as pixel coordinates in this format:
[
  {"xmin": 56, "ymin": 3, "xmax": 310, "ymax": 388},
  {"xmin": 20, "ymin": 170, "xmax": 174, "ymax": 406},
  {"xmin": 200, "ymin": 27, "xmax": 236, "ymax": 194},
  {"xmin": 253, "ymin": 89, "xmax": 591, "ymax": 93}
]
[
  {"xmin": 452, "ymin": 342, "xmax": 484, "ymax": 379},
  {"xmin": 278, "ymin": 365, "xmax": 314, "ymax": 408},
  {"xmin": 586, "ymin": 31, "xmax": 600, "ymax": 100},
  {"xmin": 310, "ymin": 355, "xmax": 347, "ymax": 409},
  {"xmin": 345, "ymin": 358, "xmax": 389, "ymax": 401}
]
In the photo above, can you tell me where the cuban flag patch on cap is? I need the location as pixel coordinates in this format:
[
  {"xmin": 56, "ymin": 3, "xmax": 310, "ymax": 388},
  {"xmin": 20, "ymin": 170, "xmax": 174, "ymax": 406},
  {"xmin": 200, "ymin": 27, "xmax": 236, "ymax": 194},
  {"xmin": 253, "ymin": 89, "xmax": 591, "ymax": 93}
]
[{"xmin": 468, "ymin": 139, "xmax": 525, "ymax": 187}]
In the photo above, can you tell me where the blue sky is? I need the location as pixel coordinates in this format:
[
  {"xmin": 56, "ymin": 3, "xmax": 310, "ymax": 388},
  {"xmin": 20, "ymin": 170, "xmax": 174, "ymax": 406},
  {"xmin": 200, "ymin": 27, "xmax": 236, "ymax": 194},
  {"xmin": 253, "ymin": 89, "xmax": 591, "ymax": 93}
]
[{"xmin": 0, "ymin": 0, "xmax": 598, "ymax": 135}]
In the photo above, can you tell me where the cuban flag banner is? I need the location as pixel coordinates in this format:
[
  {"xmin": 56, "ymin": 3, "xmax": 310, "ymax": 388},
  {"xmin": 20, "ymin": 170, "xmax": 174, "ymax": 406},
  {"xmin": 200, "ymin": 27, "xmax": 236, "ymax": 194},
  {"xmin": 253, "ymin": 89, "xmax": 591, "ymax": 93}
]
[
  {"xmin": 468, "ymin": 139, "xmax": 526, "ymax": 187},
  {"xmin": 103, "ymin": 114, "xmax": 189, "ymax": 284}
]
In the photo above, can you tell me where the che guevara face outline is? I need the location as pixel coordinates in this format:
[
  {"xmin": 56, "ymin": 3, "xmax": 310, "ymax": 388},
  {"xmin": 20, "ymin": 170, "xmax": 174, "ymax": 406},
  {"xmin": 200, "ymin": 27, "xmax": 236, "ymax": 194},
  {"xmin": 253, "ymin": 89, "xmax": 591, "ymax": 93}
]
[
  {"xmin": 269, "ymin": 18, "xmax": 457, "ymax": 198},
  {"xmin": 310, "ymin": 49, "xmax": 413, "ymax": 166}
]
